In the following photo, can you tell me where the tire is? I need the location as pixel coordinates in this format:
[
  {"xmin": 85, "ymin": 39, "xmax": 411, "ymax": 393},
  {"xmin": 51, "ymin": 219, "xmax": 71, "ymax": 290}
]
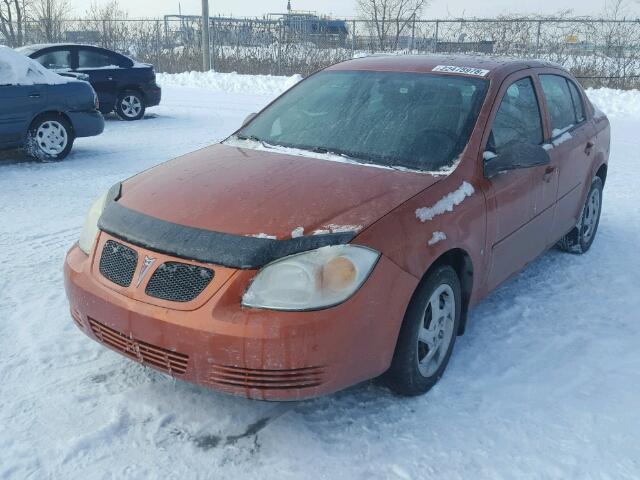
[
  {"xmin": 115, "ymin": 90, "xmax": 146, "ymax": 121},
  {"xmin": 557, "ymin": 176, "xmax": 603, "ymax": 254},
  {"xmin": 383, "ymin": 265, "xmax": 462, "ymax": 396},
  {"xmin": 25, "ymin": 114, "xmax": 75, "ymax": 161}
]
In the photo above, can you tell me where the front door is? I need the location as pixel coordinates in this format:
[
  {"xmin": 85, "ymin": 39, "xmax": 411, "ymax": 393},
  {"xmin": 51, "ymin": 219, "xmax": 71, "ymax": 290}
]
[{"xmin": 481, "ymin": 74, "xmax": 556, "ymax": 291}]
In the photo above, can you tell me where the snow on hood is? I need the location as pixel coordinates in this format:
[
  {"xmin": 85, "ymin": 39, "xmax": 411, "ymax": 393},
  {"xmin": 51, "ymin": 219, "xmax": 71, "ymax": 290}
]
[
  {"xmin": 0, "ymin": 45, "xmax": 70, "ymax": 86},
  {"xmin": 118, "ymin": 143, "xmax": 442, "ymax": 240}
]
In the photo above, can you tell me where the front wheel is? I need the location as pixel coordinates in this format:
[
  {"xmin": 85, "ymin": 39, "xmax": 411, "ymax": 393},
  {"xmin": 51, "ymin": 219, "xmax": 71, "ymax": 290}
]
[
  {"xmin": 116, "ymin": 91, "xmax": 146, "ymax": 121},
  {"xmin": 558, "ymin": 176, "xmax": 603, "ymax": 254},
  {"xmin": 383, "ymin": 265, "xmax": 462, "ymax": 396},
  {"xmin": 25, "ymin": 114, "xmax": 75, "ymax": 161}
]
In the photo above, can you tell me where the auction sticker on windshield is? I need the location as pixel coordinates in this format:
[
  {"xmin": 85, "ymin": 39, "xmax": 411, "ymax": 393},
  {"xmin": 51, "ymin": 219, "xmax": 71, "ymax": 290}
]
[{"xmin": 432, "ymin": 65, "xmax": 490, "ymax": 77}]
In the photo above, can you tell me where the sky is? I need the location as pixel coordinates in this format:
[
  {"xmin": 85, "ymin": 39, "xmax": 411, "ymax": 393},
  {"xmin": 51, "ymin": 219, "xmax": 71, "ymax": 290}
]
[{"xmin": 68, "ymin": 0, "xmax": 637, "ymax": 19}]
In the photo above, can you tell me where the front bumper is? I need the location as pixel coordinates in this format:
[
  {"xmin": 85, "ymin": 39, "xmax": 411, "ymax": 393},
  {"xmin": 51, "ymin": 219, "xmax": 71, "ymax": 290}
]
[
  {"xmin": 64, "ymin": 233, "xmax": 417, "ymax": 400},
  {"xmin": 67, "ymin": 110, "xmax": 105, "ymax": 138}
]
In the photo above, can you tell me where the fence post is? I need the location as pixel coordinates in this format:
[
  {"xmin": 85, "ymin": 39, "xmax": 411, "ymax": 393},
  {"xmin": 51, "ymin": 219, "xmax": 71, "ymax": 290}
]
[
  {"xmin": 277, "ymin": 20, "xmax": 283, "ymax": 76},
  {"xmin": 210, "ymin": 17, "xmax": 215, "ymax": 72},
  {"xmin": 352, "ymin": 20, "xmax": 356, "ymax": 56},
  {"xmin": 411, "ymin": 14, "xmax": 416, "ymax": 52},
  {"xmin": 155, "ymin": 20, "xmax": 161, "ymax": 71},
  {"xmin": 201, "ymin": 0, "xmax": 211, "ymax": 71},
  {"xmin": 434, "ymin": 20, "xmax": 439, "ymax": 53},
  {"xmin": 535, "ymin": 20, "xmax": 541, "ymax": 57}
]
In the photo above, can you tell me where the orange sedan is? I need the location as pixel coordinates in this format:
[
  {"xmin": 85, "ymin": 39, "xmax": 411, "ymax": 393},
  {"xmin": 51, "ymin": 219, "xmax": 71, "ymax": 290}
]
[{"xmin": 65, "ymin": 55, "xmax": 609, "ymax": 400}]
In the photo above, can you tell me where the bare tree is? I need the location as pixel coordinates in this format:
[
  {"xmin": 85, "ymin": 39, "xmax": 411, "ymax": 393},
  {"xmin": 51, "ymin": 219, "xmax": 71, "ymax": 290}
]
[
  {"xmin": 0, "ymin": 0, "xmax": 27, "ymax": 47},
  {"xmin": 30, "ymin": 0, "xmax": 71, "ymax": 42},
  {"xmin": 357, "ymin": 0, "xmax": 429, "ymax": 50},
  {"xmin": 85, "ymin": 0, "xmax": 128, "ymax": 49}
]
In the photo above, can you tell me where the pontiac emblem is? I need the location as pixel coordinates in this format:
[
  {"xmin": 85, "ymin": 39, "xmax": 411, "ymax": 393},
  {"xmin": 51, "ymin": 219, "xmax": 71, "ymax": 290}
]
[{"xmin": 136, "ymin": 256, "xmax": 156, "ymax": 287}]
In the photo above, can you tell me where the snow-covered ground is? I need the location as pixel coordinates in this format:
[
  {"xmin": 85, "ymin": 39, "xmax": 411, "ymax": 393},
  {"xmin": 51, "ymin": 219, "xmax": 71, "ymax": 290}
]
[{"xmin": 1, "ymin": 74, "xmax": 639, "ymax": 479}]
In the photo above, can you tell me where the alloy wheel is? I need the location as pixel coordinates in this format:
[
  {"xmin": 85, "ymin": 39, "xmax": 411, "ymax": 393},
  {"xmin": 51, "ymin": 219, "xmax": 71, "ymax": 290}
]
[
  {"xmin": 417, "ymin": 284, "xmax": 456, "ymax": 378},
  {"xmin": 582, "ymin": 187, "xmax": 601, "ymax": 244},
  {"xmin": 121, "ymin": 95, "xmax": 142, "ymax": 118}
]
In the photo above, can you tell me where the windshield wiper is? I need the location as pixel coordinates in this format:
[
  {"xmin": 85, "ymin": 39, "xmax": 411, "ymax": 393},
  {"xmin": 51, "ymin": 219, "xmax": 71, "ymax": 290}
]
[
  {"xmin": 313, "ymin": 146, "xmax": 420, "ymax": 172},
  {"xmin": 235, "ymin": 133, "xmax": 279, "ymax": 151},
  {"xmin": 235, "ymin": 133, "xmax": 263, "ymax": 143},
  {"xmin": 311, "ymin": 145, "xmax": 361, "ymax": 160}
]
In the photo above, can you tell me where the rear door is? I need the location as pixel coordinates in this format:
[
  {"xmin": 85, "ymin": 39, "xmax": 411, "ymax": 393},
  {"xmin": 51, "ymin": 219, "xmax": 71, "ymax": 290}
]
[
  {"xmin": 0, "ymin": 84, "xmax": 47, "ymax": 146},
  {"xmin": 481, "ymin": 73, "xmax": 555, "ymax": 290},
  {"xmin": 76, "ymin": 47, "xmax": 121, "ymax": 111},
  {"xmin": 538, "ymin": 73, "xmax": 595, "ymax": 242}
]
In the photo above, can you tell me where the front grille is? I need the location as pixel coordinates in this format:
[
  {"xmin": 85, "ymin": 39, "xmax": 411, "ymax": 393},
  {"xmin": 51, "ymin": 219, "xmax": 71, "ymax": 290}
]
[
  {"xmin": 145, "ymin": 262, "xmax": 214, "ymax": 302},
  {"xmin": 89, "ymin": 318, "xmax": 189, "ymax": 374},
  {"xmin": 206, "ymin": 365, "xmax": 325, "ymax": 391},
  {"xmin": 99, "ymin": 240, "xmax": 138, "ymax": 287}
]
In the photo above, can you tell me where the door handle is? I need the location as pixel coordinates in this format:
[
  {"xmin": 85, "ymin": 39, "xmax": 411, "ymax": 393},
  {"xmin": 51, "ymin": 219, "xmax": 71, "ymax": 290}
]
[
  {"xmin": 28, "ymin": 93, "xmax": 41, "ymax": 98},
  {"xmin": 585, "ymin": 141, "xmax": 594, "ymax": 155},
  {"xmin": 107, "ymin": 76, "xmax": 113, "ymax": 81},
  {"xmin": 543, "ymin": 166, "xmax": 556, "ymax": 183}
]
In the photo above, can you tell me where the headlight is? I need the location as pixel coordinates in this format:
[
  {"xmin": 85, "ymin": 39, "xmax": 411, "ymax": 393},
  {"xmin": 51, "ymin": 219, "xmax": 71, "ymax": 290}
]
[
  {"xmin": 78, "ymin": 192, "xmax": 108, "ymax": 254},
  {"xmin": 242, "ymin": 245, "xmax": 380, "ymax": 311}
]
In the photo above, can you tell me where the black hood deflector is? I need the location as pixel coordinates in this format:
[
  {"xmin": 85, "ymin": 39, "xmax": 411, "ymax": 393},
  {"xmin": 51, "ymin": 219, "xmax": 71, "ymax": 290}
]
[{"xmin": 97, "ymin": 183, "xmax": 356, "ymax": 269}]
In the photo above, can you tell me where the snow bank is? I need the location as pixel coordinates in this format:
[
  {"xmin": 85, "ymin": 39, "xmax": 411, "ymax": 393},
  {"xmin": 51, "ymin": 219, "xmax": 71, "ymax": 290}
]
[
  {"xmin": 586, "ymin": 88, "xmax": 640, "ymax": 119},
  {"xmin": 157, "ymin": 70, "xmax": 302, "ymax": 96},
  {"xmin": 0, "ymin": 45, "xmax": 69, "ymax": 86}
]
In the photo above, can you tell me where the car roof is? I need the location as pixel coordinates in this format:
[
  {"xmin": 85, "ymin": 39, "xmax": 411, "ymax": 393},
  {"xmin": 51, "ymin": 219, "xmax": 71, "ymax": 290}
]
[
  {"xmin": 22, "ymin": 43, "xmax": 104, "ymax": 50},
  {"xmin": 328, "ymin": 54, "xmax": 565, "ymax": 80},
  {"xmin": 19, "ymin": 43, "xmax": 128, "ymax": 56}
]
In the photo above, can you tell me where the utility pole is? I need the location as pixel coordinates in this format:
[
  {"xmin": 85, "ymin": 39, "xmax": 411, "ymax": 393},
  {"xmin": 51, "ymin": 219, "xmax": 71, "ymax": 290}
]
[{"xmin": 201, "ymin": 0, "xmax": 211, "ymax": 71}]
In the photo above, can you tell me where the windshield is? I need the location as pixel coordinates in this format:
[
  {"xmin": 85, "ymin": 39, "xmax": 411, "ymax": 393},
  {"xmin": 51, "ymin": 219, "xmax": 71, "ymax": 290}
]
[{"xmin": 235, "ymin": 70, "xmax": 488, "ymax": 172}]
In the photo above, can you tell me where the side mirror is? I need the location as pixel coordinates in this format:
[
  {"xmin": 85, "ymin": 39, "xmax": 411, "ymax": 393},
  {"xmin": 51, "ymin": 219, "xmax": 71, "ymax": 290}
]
[
  {"xmin": 242, "ymin": 112, "xmax": 257, "ymax": 126},
  {"xmin": 483, "ymin": 142, "xmax": 550, "ymax": 179}
]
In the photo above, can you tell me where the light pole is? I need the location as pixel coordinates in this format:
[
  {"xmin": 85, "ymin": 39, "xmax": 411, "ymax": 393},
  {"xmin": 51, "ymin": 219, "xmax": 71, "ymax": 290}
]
[{"xmin": 201, "ymin": 0, "xmax": 211, "ymax": 71}]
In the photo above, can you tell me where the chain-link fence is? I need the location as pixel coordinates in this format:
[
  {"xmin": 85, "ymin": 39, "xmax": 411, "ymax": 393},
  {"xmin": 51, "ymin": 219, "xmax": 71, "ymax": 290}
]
[{"xmin": 2, "ymin": 16, "xmax": 639, "ymax": 88}]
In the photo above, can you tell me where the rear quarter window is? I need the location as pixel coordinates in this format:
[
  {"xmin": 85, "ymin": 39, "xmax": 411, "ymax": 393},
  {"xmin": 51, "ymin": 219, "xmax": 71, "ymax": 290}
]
[
  {"xmin": 567, "ymin": 80, "xmax": 586, "ymax": 123},
  {"xmin": 78, "ymin": 49, "xmax": 126, "ymax": 69}
]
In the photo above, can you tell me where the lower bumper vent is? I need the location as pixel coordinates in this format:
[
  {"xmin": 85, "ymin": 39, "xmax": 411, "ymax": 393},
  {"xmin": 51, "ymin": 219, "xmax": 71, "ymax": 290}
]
[
  {"xmin": 88, "ymin": 318, "xmax": 189, "ymax": 375},
  {"xmin": 206, "ymin": 364, "xmax": 325, "ymax": 391}
]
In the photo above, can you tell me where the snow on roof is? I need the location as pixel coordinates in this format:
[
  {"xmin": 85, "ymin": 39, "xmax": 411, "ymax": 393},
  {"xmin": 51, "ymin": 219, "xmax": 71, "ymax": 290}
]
[{"xmin": 0, "ymin": 45, "xmax": 70, "ymax": 86}]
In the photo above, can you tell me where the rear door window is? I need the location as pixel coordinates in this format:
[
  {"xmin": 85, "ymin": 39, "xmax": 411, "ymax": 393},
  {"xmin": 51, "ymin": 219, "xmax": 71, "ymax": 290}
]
[
  {"xmin": 489, "ymin": 77, "xmax": 544, "ymax": 153},
  {"xmin": 540, "ymin": 74, "xmax": 580, "ymax": 136},
  {"xmin": 78, "ymin": 49, "xmax": 119, "ymax": 69},
  {"xmin": 33, "ymin": 49, "xmax": 72, "ymax": 70}
]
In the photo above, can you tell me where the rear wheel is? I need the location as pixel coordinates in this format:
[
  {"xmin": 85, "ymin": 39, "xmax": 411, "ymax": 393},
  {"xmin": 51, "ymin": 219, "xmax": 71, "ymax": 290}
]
[
  {"xmin": 558, "ymin": 176, "xmax": 603, "ymax": 254},
  {"xmin": 116, "ymin": 90, "xmax": 145, "ymax": 121},
  {"xmin": 25, "ymin": 114, "xmax": 74, "ymax": 161},
  {"xmin": 384, "ymin": 265, "xmax": 461, "ymax": 396}
]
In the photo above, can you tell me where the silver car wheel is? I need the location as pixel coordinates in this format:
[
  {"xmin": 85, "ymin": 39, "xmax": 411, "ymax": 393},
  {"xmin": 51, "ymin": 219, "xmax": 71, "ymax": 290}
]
[
  {"xmin": 35, "ymin": 121, "xmax": 68, "ymax": 156},
  {"xmin": 417, "ymin": 284, "xmax": 456, "ymax": 378},
  {"xmin": 121, "ymin": 95, "xmax": 142, "ymax": 118},
  {"xmin": 582, "ymin": 187, "xmax": 601, "ymax": 244}
]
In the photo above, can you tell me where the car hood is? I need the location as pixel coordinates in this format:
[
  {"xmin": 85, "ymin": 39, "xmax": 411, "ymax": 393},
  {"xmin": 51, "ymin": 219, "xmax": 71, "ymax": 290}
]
[{"xmin": 118, "ymin": 143, "xmax": 442, "ymax": 240}]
